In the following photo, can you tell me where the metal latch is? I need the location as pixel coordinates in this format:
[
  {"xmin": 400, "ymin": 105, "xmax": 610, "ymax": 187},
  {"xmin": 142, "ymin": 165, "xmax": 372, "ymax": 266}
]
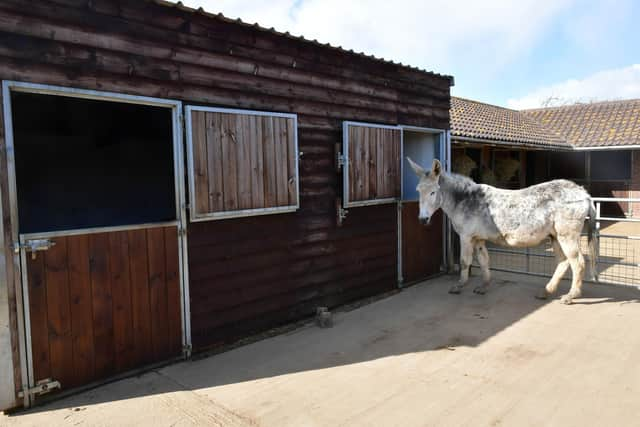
[
  {"xmin": 18, "ymin": 378, "xmax": 61, "ymax": 398},
  {"xmin": 14, "ymin": 239, "xmax": 56, "ymax": 259},
  {"xmin": 336, "ymin": 198, "xmax": 348, "ymax": 226}
]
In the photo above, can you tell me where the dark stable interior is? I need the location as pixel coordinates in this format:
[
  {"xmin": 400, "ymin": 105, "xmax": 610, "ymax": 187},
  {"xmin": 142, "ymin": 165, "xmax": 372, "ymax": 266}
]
[{"xmin": 12, "ymin": 92, "xmax": 176, "ymax": 234}]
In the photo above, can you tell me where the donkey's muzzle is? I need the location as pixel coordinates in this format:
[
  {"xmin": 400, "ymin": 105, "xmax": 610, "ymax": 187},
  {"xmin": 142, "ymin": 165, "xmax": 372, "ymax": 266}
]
[{"xmin": 419, "ymin": 216, "xmax": 430, "ymax": 225}]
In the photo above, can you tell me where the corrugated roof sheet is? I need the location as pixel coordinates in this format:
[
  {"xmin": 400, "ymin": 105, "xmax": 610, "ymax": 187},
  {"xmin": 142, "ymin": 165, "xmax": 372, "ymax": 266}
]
[
  {"xmin": 450, "ymin": 97, "xmax": 571, "ymax": 149},
  {"xmin": 524, "ymin": 99, "xmax": 640, "ymax": 148},
  {"xmin": 155, "ymin": 0, "xmax": 454, "ymax": 84}
]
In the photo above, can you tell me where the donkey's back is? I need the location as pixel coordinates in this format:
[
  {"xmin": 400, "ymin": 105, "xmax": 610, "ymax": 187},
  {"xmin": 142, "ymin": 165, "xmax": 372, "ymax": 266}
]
[{"xmin": 483, "ymin": 179, "xmax": 592, "ymax": 247}]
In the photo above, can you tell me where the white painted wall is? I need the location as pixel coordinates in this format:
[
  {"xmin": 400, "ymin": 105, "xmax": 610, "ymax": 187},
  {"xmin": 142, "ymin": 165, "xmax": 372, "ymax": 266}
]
[{"xmin": 402, "ymin": 131, "xmax": 439, "ymax": 201}]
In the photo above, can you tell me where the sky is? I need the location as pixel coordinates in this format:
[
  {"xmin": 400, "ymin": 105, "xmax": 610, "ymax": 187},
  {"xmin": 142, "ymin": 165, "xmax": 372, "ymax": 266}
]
[{"xmin": 174, "ymin": 0, "xmax": 640, "ymax": 109}]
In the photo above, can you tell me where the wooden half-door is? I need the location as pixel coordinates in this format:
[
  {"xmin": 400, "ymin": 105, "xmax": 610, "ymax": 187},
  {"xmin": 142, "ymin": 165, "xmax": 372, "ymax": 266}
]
[{"xmin": 23, "ymin": 227, "xmax": 182, "ymax": 393}]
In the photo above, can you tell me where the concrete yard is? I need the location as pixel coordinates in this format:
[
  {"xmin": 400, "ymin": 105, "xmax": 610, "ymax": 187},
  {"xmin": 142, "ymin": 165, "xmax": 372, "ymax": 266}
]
[{"xmin": 3, "ymin": 271, "xmax": 640, "ymax": 427}]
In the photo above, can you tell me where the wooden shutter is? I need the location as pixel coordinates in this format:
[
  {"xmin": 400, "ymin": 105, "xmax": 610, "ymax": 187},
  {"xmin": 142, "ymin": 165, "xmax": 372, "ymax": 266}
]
[
  {"xmin": 186, "ymin": 107, "xmax": 298, "ymax": 221},
  {"xmin": 343, "ymin": 122, "xmax": 402, "ymax": 207}
]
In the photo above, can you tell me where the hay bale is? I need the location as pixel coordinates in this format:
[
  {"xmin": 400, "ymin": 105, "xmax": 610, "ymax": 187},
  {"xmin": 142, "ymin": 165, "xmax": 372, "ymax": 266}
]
[
  {"xmin": 452, "ymin": 154, "xmax": 477, "ymax": 177},
  {"xmin": 495, "ymin": 157, "xmax": 520, "ymax": 182},
  {"xmin": 480, "ymin": 166, "xmax": 497, "ymax": 186}
]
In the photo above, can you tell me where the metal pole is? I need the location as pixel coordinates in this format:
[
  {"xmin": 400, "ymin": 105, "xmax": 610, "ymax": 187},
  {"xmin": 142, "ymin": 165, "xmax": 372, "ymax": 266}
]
[
  {"xmin": 595, "ymin": 201, "xmax": 601, "ymax": 282},
  {"xmin": 397, "ymin": 202, "xmax": 403, "ymax": 287}
]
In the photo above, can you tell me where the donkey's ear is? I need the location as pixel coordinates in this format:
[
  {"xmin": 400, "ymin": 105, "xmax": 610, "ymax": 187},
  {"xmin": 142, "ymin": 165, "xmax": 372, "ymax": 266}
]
[
  {"xmin": 431, "ymin": 159, "xmax": 442, "ymax": 178},
  {"xmin": 407, "ymin": 157, "xmax": 427, "ymax": 177}
]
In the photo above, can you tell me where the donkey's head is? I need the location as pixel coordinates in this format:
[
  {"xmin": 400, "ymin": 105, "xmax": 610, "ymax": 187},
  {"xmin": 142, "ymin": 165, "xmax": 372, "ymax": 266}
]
[{"xmin": 407, "ymin": 157, "xmax": 442, "ymax": 225}]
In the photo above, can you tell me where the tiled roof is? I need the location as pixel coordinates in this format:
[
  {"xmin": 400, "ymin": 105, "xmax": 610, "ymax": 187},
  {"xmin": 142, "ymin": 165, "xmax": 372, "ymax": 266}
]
[
  {"xmin": 450, "ymin": 97, "xmax": 571, "ymax": 149},
  {"xmin": 156, "ymin": 0, "xmax": 454, "ymax": 84},
  {"xmin": 524, "ymin": 99, "xmax": 640, "ymax": 148}
]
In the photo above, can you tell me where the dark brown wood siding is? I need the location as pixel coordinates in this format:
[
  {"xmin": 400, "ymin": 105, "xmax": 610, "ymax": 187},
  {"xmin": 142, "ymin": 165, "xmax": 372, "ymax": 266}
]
[
  {"xmin": 25, "ymin": 227, "xmax": 181, "ymax": 396},
  {"xmin": 0, "ymin": 0, "xmax": 451, "ymax": 359}
]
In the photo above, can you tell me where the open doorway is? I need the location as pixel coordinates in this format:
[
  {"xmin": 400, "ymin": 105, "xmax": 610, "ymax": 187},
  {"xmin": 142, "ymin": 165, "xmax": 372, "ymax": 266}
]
[
  {"xmin": 401, "ymin": 129, "xmax": 444, "ymax": 284},
  {"xmin": 11, "ymin": 92, "xmax": 176, "ymax": 234}
]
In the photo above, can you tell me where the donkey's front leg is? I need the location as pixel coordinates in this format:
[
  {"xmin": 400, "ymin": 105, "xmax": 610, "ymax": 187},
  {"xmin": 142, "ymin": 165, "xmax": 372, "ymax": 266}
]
[{"xmin": 450, "ymin": 237, "xmax": 474, "ymax": 294}]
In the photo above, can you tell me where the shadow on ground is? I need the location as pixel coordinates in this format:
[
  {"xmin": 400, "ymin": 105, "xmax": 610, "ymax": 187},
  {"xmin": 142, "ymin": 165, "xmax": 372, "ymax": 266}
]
[{"xmin": 8, "ymin": 271, "xmax": 640, "ymax": 419}]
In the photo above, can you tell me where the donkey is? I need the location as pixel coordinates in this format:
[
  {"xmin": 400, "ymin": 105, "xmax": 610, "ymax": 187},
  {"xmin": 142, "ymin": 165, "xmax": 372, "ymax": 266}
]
[{"xmin": 407, "ymin": 158, "xmax": 596, "ymax": 304}]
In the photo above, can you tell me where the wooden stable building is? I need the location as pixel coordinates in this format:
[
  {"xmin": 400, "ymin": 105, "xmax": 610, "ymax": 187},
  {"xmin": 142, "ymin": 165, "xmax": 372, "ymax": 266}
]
[{"xmin": 0, "ymin": 0, "xmax": 453, "ymax": 410}]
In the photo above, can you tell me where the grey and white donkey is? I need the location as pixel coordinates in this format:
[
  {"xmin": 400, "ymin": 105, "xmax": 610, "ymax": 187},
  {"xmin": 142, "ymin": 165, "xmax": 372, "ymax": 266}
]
[{"xmin": 407, "ymin": 157, "xmax": 596, "ymax": 304}]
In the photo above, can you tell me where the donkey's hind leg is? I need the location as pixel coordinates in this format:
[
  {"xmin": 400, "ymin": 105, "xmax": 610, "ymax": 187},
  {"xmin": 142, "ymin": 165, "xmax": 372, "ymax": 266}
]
[
  {"xmin": 536, "ymin": 238, "xmax": 570, "ymax": 299},
  {"xmin": 556, "ymin": 234, "xmax": 585, "ymax": 304},
  {"xmin": 473, "ymin": 240, "xmax": 491, "ymax": 295},
  {"xmin": 450, "ymin": 237, "xmax": 474, "ymax": 294}
]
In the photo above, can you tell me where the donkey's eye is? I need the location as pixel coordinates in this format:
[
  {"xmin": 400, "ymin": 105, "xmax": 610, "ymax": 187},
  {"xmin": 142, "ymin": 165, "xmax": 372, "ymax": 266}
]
[{"xmin": 430, "ymin": 192, "xmax": 435, "ymax": 196}]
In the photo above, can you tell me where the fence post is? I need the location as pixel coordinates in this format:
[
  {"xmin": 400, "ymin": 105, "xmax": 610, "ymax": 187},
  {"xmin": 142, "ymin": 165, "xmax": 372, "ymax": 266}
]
[{"xmin": 594, "ymin": 201, "xmax": 601, "ymax": 282}]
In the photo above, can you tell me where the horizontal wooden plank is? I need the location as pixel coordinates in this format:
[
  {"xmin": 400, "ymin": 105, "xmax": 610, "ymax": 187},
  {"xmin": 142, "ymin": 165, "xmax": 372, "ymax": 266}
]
[
  {"xmin": 23, "ymin": 0, "xmax": 451, "ymax": 96},
  {"xmin": 0, "ymin": 10, "xmax": 450, "ymax": 113},
  {"xmin": 0, "ymin": 54, "xmax": 450, "ymax": 131},
  {"xmin": 187, "ymin": 205, "xmax": 395, "ymax": 251},
  {"xmin": 190, "ymin": 248, "xmax": 397, "ymax": 311},
  {"xmin": 192, "ymin": 276, "xmax": 394, "ymax": 349},
  {"xmin": 191, "ymin": 266, "xmax": 396, "ymax": 341},
  {"xmin": 189, "ymin": 232, "xmax": 397, "ymax": 287}
]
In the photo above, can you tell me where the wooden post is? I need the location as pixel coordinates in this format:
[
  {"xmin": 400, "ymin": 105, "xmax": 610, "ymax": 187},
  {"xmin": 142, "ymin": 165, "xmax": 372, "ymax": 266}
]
[{"xmin": 519, "ymin": 150, "xmax": 527, "ymax": 188}]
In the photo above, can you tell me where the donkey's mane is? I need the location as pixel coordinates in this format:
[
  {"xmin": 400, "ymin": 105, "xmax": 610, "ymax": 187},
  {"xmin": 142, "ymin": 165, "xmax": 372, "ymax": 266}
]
[
  {"xmin": 444, "ymin": 172, "xmax": 476, "ymax": 187},
  {"xmin": 439, "ymin": 172, "xmax": 486, "ymax": 208}
]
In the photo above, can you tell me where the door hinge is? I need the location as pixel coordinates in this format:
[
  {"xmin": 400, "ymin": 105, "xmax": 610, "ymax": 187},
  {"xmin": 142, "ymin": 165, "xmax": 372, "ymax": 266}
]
[
  {"xmin": 14, "ymin": 239, "xmax": 56, "ymax": 259},
  {"xmin": 182, "ymin": 344, "xmax": 192, "ymax": 357},
  {"xmin": 18, "ymin": 378, "xmax": 61, "ymax": 398}
]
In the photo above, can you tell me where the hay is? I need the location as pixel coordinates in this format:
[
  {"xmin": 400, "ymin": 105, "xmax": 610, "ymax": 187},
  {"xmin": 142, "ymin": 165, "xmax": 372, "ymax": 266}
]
[
  {"xmin": 494, "ymin": 157, "xmax": 520, "ymax": 182},
  {"xmin": 480, "ymin": 167, "xmax": 497, "ymax": 186},
  {"xmin": 452, "ymin": 154, "xmax": 477, "ymax": 177}
]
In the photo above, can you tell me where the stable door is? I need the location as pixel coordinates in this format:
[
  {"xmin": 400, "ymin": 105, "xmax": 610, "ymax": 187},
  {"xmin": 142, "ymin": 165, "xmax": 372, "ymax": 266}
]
[
  {"xmin": 400, "ymin": 128, "xmax": 445, "ymax": 284},
  {"xmin": 3, "ymin": 82, "xmax": 187, "ymax": 404}
]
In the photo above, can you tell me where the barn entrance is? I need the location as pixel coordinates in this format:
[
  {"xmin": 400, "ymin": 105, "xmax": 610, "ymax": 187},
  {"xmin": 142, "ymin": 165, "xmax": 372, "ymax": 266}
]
[
  {"xmin": 400, "ymin": 128, "xmax": 445, "ymax": 284},
  {"xmin": 3, "ymin": 82, "xmax": 188, "ymax": 406}
]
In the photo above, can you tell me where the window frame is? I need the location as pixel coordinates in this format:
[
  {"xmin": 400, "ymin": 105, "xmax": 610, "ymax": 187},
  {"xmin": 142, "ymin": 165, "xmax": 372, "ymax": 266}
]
[
  {"xmin": 342, "ymin": 121, "xmax": 403, "ymax": 208},
  {"xmin": 185, "ymin": 105, "xmax": 299, "ymax": 222},
  {"xmin": 589, "ymin": 150, "xmax": 632, "ymax": 182}
]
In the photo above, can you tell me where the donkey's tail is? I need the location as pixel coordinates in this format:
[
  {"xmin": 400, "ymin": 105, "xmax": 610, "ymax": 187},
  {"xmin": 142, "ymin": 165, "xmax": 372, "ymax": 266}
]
[{"xmin": 587, "ymin": 199, "xmax": 597, "ymax": 280}]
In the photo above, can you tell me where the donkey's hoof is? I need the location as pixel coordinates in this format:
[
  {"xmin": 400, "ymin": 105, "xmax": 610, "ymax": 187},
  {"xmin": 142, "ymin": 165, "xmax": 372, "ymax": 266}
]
[
  {"xmin": 473, "ymin": 286, "xmax": 487, "ymax": 295},
  {"xmin": 535, "ymin": 291, "xmax": 549, "ymax": 300},
  {"xmin": 448, "ymin": 285, "xmax": 463, "ymax": 294},
  {"xmin": 560, "ymin": 294, "xmax": 574, "ymax": 305}
]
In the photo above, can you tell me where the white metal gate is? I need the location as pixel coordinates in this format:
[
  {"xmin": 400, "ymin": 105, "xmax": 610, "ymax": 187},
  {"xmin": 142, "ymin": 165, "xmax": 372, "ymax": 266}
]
[{"xmin": 457, "ymin": 197, "xmax": 640, "ymax": 286}]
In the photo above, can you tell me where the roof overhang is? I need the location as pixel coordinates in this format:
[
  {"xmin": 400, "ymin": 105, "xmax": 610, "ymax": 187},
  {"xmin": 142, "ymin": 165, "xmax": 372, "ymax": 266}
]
[
  {"xmin": 572, "ymin": 145, "xmax": 640, "ymax": 151},
  {"xmin": 451, "ymin": 135, "xmax": 573, "ymax": 151}
]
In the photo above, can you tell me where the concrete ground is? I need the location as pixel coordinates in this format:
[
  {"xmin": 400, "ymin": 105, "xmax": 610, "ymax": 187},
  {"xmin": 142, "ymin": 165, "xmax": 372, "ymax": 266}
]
[{"xmin": 3, "ymin": 271, "xmax": 640, "ymax": 427}]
